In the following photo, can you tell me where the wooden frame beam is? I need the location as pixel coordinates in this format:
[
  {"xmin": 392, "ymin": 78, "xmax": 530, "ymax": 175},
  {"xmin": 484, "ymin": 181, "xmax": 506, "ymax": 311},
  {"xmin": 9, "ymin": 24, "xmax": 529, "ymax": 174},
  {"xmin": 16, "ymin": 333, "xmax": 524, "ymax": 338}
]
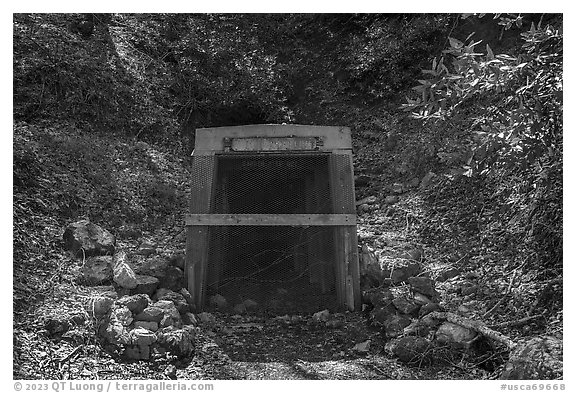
[{"xmin": 185, "ymin": 214, "xmax": 356, "ymax": 226}]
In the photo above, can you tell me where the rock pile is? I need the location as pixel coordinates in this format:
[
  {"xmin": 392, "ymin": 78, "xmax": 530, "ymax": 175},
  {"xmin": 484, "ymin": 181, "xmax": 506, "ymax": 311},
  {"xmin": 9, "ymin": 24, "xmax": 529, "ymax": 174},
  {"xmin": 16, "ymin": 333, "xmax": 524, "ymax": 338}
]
[
  {"xmin": 63, "ymin": 220, "xmax": 196, "ymax": 360},
  {"xmin": 359, "ymin": 244, "xmax": 487, "ymax": 365},
  {"xmin": 500, "ymin": 336, "xmax": 563, "ymax": 380},
  {"xmin": 99, "ymin": 293, "xmax": 196, "ymax": 360},
  {"xmin": 206, "ymin": 294, "xmax": 260, "ymax": 315}
]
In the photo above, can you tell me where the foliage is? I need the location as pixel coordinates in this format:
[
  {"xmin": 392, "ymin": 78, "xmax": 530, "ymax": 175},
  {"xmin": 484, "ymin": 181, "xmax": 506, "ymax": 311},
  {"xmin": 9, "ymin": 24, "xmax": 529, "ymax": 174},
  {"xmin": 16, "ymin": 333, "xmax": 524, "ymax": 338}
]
[
  {"xmin": 14, "ymin": 13, "xmax": 454, "ymax": 148},
  {"xmin": 13, "ymin": 14, "xmax": 180, "ymax": 145},
  {"xmin": 402, "ymin": 14, "xmax": 562, "ymax": 179},
  {"xmin": 406, "ymin": 14, "xmax": 562, "ymax": 320}
]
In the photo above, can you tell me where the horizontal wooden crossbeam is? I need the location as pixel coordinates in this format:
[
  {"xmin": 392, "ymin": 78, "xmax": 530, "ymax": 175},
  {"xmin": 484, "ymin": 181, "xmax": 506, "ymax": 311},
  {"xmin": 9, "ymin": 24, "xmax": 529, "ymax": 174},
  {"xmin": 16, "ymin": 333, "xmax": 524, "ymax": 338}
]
[{"xmin": 185, "ymin": 213, "xmax": 356, "ymax": 226}]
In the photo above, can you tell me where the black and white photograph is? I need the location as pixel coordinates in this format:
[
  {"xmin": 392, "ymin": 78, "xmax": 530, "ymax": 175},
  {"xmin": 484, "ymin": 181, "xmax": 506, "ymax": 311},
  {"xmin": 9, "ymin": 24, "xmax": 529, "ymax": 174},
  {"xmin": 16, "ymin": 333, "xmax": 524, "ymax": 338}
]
[{"xmin": 12, "ymin": 10, "xmax": 564, "ymax": 386}]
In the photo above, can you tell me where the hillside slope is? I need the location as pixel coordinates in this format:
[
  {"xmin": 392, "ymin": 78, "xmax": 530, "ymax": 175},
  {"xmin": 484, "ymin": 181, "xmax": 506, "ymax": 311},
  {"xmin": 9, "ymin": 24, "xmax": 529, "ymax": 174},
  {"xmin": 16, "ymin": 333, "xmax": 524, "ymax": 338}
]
[
  {"xmin": 13, "ymin": 13, "xmax": 562, "ymax": 381},
  {"xmin": 14, "ymin": 121, "xmax": 190, "ymax": 315}
]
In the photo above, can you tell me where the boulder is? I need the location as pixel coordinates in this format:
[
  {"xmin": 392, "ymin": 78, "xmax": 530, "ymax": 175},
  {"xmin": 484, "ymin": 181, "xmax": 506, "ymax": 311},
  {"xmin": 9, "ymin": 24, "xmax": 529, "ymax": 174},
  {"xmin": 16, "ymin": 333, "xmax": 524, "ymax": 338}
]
[
  {"xmin": 408, "ymin": 277, "xmax": 439, "ymax": 298},
  {"xmin": 154, "ymin": 300, "xmax": 182, "ymax": 328},
  {"xmin": 81, "ymin": 256, "xmax": 113, "ymax": 285},
  {"xmin": 392, "ymin": 297, "xmax": 420, "ymax": 316},
  {"xmin": 156, "ymin": 327, "xmax": 194, "ymax": 358},
  {"xmin": 179, "ymin": 288, "xmax": 195, "ymax": 310},
  {"xmin": 500, "ymin": 336, "xmax": 563, "ymax": 380},
  {"xmin": 104, "ymin": 321, "xmax": 130, "ymax": 345},
  {"xmin": 130, "ymin": 327, "xmax": 157, "ymax": 346},
  {"xmin": 352, "ymin": 340, "xmax": 371, "ymax": 354},
  {"xmin": 134, "ymin": 321, "xmax": 159, "ymax": 331},
  {"xmin": 391, "ymin": 262, "xmax": 422, "ymax": 284},
  {"xmin": 133, "ymin": 256, "xmax": 169, "ymax": 279},
  {"xmin": 312, "ymin": 309, "xmax": 330, "ymax": 323},
  {"xmin": 355, "ymin": 195, "xmax": 378, "ymax": 206},
  {"xmin": 360, "ymin": 245, "xmax": 390, "ymax": 288},
  {"xmin": 113, "ymin": 252, "xmax": 138, "ymax": 289},
  {"xmin": 87, "ymin": 295, "xmax": 115, "ymax": 317},
  {"xmin": 116, "ymin": 294, "xmax": 150, "ymax": 315},
  {"xmin": 370, "ymin": 303, "xmax": 397, "ymax": 326},
  {"xmin": 132, "ymin": 275, "xmax": 160, "ymax": 296},
  {"xmin": 110, "ymin": 306, "xmax": 133, "ymax": 326},
  {"xmin": 197, "ymin": 312, "xmax": 215, "ymax": 324},
  {"xmin": 182, "ymin": 312, "xmax": 198, "ymax": 326},
  {"xmin": 154, "ymin": 288, "xmax": 189, "ymax": 314},
  {"xmin": 392, "ymin": 336, "xmax": 434, "ymax": 364},
  {"xmin": 403, "ymin": 320, "xmax": 430, "ymax": 337},
  {"xmin": 136, "ymin": 240, "xmax": 157, "ymax": 256},
  {"xmin": 209, "ymin": 294, "xmax": 228, "ymax": 309},
  {"xmin": 420, "ymin": 313, "xmax": 443, "ymax": 329},
  {"xmin": 160, "ymin": 266, "xmax": 185, "ymax": 291},
  {"xmin": 242, "ymin": 299, "xmax": 258, "ymax": 310},
  {"xmin": 63, "ymin": 220, "xmax": 115, "ymax": 257},
  {"xmin": 383, "ymin": 315, "xmax": 412, "ymax": 338},
  {"xmin": 362, "ymin": 287, "xmax": 394, "ymax": 307},
  {"xmin": 135, "ymin": 306, "xmax": 164, "ymax": 323},
  {"xmin": 435, "ymin": 322, "xmax": 477, "ymax": 349}
]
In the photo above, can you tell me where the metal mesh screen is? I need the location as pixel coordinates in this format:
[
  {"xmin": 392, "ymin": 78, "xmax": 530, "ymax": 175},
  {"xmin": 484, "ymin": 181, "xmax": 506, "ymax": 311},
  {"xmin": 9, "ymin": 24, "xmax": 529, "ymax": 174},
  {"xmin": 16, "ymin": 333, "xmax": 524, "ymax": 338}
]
[
  {"xmin": 206, "ymin": 225, "xmax": 337, "ymax": 314},
  {"xmin": 188, "ymin": 153, "xmax": 356, "ymax": 313},
  {"xmin": 213, "ymin": 154, "xmax": 332, "ymax": 214}
]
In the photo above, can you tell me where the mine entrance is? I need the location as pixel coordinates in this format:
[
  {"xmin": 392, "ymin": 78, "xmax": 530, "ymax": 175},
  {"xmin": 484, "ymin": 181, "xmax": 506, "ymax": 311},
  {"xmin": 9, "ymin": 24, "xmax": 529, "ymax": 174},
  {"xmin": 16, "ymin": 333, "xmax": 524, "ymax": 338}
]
[
  {"xmin": 206, "ymin": 154, "xmax": 337, "ymax": 313},
  {"xmin": 185, "ymin": 125, "xmax": 360, "ymax": 312}
]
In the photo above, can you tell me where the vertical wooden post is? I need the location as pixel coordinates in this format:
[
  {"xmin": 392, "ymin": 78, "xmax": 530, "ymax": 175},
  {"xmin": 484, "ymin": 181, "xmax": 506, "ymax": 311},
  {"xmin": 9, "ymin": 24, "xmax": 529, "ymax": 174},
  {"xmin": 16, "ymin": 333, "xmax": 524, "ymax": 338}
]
[
  {"xmin": 329, "ymin": 153, "xmax": 360, "ymax": 311},
  {"xmin": 186, "ymin": 155, "xmax": 217, "ymax": 310}
]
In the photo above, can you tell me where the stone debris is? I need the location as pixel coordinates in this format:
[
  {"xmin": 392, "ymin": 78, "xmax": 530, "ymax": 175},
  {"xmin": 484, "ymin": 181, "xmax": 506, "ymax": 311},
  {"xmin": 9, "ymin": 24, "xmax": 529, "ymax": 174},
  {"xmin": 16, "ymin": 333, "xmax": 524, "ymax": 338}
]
[
  {"xmin": 312, "ymin": 309, "xmax": 330, "ymax": 323},
  {"xmin": 209, "ymin": 294, "xmax": 228, "ymax": 309},
  {"xmin": 63, "ymin": 219, "xmax": 115, "ymax": 257},
  {"xmin": 113, "ymin": 252, "xmax": 138, "ymax": 289},
  {"xmin": 352, "ymin": 340, "xmax": 371, "ymax": 354},
  {"xmin": 81, "ymin": 256, "xmax": 113, "ymax": 285},
  {"xmin": 132, "ymin": 275, "xmax": 160, "ymax": 296}
]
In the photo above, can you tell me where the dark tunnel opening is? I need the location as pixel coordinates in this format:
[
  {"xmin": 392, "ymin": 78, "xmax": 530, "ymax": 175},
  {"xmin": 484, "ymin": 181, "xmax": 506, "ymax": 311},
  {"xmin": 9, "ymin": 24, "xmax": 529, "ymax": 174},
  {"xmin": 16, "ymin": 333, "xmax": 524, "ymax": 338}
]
[{"xmin": 205, "ymin": 154, "xmax": 338, "ymax": 313}]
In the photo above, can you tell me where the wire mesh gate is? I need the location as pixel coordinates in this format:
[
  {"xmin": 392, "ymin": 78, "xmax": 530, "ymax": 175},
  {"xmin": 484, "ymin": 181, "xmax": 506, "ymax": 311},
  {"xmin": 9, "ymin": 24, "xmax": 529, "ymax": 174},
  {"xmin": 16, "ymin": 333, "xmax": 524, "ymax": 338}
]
[{"xmin": 185, "ymin": 125, "xmax": 360, "ymax": 313}]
